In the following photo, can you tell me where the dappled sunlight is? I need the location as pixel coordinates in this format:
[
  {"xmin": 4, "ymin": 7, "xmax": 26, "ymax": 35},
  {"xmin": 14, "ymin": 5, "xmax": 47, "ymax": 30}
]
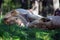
[
  {"xmin": 20, "ymin": 31, "xmax": 27, "ymax": 36},
  {"xmin": 36, "ymin": 31, "xmax": 50, "ymax": 40}
]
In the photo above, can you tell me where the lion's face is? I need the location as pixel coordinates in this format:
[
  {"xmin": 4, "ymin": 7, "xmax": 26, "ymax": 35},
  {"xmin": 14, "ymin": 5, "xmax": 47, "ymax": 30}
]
[
  {"xmin": 4, "ymin": 10, "xmax": 18, "ymax": 24},
  {"xmin": 4, "ymin": 16, "xmax": 25, "ymax": 27},
  {"xmin": 4, "ymin": 17, "xmax": 16, "ymax": 25}
]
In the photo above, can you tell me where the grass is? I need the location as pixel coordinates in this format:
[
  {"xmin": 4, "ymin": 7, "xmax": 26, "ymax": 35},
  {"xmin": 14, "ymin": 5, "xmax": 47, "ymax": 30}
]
[{"xmin": 0, "ymin": 16, "xmax": 60, "ymax": 40}]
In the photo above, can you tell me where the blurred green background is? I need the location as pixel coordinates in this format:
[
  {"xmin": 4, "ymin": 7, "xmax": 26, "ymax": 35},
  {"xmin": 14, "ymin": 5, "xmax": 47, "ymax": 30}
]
[
  {"xmin": 0, "ymin": 0, "xmax": 60, "ymax": 40},
  {"xmin": 1, "ymin": 0, "xmax": 54, "ymax": 15}
]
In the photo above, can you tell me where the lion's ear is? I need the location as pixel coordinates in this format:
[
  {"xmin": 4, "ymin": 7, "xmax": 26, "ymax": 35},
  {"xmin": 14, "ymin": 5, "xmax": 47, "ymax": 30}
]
[
  {"xmin": 11, "ymin": 10, "xmax": 15, "ymax": 13},
  {"xmin": 11, "ymin": 10, "xmax": 17, "ymax": 16}
]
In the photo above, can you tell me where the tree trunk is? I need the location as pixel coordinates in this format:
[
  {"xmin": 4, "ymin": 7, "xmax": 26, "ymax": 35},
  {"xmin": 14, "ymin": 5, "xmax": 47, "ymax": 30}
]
[
  {"xmin": 39, "ymin": 0, "xmax": 42, "ymax": 14},
  {"xmin": 53, "ymin": 0, "xmax": 59, "ymax": 10},
  {"xmin": 20, "ymin": 0, "xmax": 28, "ymax": 9},
  {"xmin": 0, "ymin": 0, "xmax": 3, "ymax": 18},
  {"xmin": 32, "ymin": 0, "xmax": 39, "ymax": 15},
  {"xmin": 42, "ymin": 0, "xmax": 48, "ymax": 17}
]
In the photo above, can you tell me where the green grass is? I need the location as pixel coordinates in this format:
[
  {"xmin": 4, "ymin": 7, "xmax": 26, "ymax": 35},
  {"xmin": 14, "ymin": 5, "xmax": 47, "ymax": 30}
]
[{"xmin": 0, "ymin": 16, "xmax": 60, "ymax": 40}]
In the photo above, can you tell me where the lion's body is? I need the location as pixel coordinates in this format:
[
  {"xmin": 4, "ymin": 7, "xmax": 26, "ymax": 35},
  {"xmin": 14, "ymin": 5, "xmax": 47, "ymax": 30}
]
[{"xmin": 4, "ymin": 8, "xmax": 60, "ymax": 29}]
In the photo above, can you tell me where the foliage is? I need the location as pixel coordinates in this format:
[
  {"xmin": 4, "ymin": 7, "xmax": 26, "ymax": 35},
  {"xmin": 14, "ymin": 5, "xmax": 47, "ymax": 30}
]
[
  {"xmin": 0, "ymin": 17, "xmax": 60, "ymax": 40},
  {"xmin": 2, "ymin": 0, "xmax": 21, "ymax": 15},
  {"xmin": 1, "ymin": 0, "xmax": 53, "ymax": 16}
]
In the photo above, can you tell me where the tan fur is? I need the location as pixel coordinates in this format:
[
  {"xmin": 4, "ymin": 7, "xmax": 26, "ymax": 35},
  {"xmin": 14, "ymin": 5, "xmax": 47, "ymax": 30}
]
[{"xmin": 11, "ymin": 10, "xmax": 18, "ymax": 16}]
